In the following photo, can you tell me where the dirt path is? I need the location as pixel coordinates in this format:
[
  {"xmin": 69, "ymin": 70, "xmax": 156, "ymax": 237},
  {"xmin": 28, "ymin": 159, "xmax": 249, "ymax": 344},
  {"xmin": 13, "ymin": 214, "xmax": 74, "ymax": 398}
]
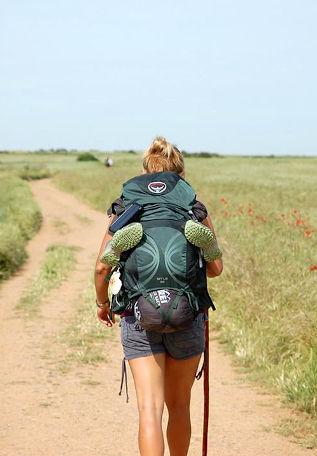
[{"xmin": 0, "ymin": 179, "xmax": 314, "ymax": 456}]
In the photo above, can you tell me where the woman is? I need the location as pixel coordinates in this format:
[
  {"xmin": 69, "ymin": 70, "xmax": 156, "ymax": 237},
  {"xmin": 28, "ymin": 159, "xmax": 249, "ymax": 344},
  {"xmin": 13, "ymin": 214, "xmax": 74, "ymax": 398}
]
[{"xmin": 95, "ymin": 137, "xmax": 223, "ymax": 456}]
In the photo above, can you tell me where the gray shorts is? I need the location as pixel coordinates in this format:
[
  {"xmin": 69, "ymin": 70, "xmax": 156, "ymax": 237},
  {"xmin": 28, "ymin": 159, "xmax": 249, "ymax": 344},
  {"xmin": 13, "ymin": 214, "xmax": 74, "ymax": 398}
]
[{"xmin": 120, "ymin": 312, "xmax": 207, "ymax": 360}]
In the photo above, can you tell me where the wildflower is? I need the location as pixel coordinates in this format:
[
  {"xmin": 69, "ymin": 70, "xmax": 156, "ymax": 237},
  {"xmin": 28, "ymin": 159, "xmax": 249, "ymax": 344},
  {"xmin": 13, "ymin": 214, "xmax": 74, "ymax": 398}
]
[
  {"xmin": 304, "ymin": 230, "xmax": 312, "ymax": 238},
  {"xmin": 309, "ymin": 265, "xmax": 317, "ymax": 271}
]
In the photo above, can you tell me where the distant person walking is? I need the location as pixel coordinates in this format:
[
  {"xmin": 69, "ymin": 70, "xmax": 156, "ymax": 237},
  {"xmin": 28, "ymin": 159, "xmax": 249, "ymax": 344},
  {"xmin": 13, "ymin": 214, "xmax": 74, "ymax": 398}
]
[
  {"xmin": 95, "ymin": 137, "xmax": 223, "ymax": 456},
  {"xmin": 105, "ymin": 157, "xmax": 114, "ymax": 167}
]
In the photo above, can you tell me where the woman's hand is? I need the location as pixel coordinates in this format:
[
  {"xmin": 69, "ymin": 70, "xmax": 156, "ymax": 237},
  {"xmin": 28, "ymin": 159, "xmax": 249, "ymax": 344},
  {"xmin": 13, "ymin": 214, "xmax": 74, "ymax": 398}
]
[{"xmin": 97, "ymin": 305, "xmax": 116, "ymax": 327}]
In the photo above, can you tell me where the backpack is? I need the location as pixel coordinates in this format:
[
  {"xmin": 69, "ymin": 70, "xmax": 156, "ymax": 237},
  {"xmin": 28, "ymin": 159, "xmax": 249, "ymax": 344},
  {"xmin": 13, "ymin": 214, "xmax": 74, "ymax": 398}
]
[{"xmin": 110, "ymin": 171, "xmax": 215, "ymax": 333}]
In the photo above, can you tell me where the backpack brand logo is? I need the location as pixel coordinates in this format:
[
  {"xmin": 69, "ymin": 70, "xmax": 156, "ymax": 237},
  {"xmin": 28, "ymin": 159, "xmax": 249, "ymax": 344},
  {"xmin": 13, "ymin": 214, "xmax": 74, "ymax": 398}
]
[
  {"xmin": 148, "ymin": 181, "xmax": 167, "ymax": 194},
  {"xmin": 150, "ymin": 290, "xmax": 171, "ymax": 306},
  {"xmin": 157, "ymin": 290, "xmax": 171, "ymax": 304}
]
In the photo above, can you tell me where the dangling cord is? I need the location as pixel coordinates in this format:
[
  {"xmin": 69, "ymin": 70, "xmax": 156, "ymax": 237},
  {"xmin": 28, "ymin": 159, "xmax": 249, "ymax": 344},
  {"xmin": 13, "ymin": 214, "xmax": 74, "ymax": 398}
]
[
  {"xmin": 195, "ymin": 352, "xmax": 205, "ymax": 380},
  {"xmin": 196, "ymin": 310, "xmax": 209, "ymax": 380},
  {"xmin": 119, "ymin": 358, "xmax": 129, "ymax": 403}
]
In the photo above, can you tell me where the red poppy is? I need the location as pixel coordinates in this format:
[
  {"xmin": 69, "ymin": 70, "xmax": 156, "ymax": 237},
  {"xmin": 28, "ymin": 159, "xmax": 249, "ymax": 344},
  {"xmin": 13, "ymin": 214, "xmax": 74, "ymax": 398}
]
[{"xmin": 309, "ymin": 265, "xmax": 317, "ymax": 271}]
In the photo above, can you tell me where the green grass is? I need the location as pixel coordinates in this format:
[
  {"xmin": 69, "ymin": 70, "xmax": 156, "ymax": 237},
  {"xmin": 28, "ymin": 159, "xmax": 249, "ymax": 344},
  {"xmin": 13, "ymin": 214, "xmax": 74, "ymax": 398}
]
[
  {"xmin": 190, "ymin": 158, "xmax": 317, "ymax": 419},
  {"xmin": 58, "ymin": 281, "xmax": 114, "ymax": 371},
  {"xmin": 16, "ymin": 245, "xmax": 76, "ymax": 317},
  {"xmin": 52, "ymin": 153, "xmax": 139, "ymax": 210},
  {"xmin": 0, "ymin": 174, "xmax": 42, "ymax": 280},
  {"xmin": 18, "ymin": 164, "xmax": 52, "ymax": 180}
]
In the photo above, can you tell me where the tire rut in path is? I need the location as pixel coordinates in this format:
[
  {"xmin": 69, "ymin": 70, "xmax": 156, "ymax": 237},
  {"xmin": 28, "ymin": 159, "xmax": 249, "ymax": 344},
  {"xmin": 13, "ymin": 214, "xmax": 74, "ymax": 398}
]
[{"xmin": 0, "ymin": 179, "xmax": 315, "ymax": 456}]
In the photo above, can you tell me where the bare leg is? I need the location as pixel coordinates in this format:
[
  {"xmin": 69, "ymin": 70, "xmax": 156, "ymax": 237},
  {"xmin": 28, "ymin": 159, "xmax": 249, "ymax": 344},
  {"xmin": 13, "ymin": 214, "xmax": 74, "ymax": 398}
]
[
  {"xmin": 129, "ymin": 353, "xmax": 166, "ymax": 456},
  {"xmin": 164, "ymin": 354, "xmax": 202, "ymax": 456}
]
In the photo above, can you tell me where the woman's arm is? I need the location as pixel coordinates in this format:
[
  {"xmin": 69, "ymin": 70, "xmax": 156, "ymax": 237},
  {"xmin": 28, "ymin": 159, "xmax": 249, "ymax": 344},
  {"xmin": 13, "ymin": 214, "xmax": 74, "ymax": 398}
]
[
  {"xmin": 94, "ymin": 214, "xmax": 115, "ymax": 326},
  {"xmin": 202, "ymin": 214, "xmax": 223, "ymax": 278}
]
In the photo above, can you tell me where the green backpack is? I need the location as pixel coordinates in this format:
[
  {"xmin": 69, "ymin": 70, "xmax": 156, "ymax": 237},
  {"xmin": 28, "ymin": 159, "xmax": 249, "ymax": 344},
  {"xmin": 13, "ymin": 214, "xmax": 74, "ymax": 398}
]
[{"xmin": 111, "ymin": 171, "xmax": 215, "ymax": 332}]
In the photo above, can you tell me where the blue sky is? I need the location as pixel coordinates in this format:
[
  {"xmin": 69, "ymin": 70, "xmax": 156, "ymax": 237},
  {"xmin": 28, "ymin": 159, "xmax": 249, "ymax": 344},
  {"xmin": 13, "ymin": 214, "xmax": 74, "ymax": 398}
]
[{"xmin": 1, "ymin": 0, "xmax": 316, "ymax": 155}]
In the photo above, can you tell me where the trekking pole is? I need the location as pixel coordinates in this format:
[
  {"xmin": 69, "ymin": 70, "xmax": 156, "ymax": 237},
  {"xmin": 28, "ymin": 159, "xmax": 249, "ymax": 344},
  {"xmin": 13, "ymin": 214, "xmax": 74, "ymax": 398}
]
[{"xmin": 202, "ymin": 310, "xmax": 209, "ymax": 456}]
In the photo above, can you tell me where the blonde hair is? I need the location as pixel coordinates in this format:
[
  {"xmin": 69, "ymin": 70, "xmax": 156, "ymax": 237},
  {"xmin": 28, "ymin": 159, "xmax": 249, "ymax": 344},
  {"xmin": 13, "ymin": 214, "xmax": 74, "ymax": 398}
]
[{"xmin": 143, "ymin": 137, "xmax": 184, "ymax": 175}]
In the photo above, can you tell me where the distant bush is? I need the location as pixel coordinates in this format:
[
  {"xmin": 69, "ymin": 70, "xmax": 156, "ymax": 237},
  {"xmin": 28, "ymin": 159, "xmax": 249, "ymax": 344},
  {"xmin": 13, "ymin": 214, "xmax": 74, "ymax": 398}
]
[
  {"xmin": 250, "ymin": 154, "xmax": 276, "ymax": 159},
  {"xmin": 0, "ymin": 175, "xmax": 42, "ymax": 281},
  {"xmin": 77, "ymin": 152, "xmax": 99, "ymax": 162},
  {"xmin": 54, "ymin": 148, "xmax": 69, "ymax": 154},
  {"xmin": 182, "ymin": 151, "xmax": 222, "ymax": 158},
  {"xmin": 112, "ymin": 149, "xmax": 139, "ymax": 154},
  {"xmin": 196, "ymin": 151, "xmax": 222, "ymax": 158},
  {"xmin": 34, "ymin": 148, "xmax": 71, "ymax": 154},
  {"xmin": 19, "ymin": 165, "xmax": 52, "ymax": 181}
]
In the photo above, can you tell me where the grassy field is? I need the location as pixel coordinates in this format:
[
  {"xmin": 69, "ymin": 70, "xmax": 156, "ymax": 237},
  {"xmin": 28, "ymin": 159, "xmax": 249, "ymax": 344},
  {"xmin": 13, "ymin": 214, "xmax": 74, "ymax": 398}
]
[{"xmin": 1, "ymin": 151, "xmax": 317, "ymax": 445}]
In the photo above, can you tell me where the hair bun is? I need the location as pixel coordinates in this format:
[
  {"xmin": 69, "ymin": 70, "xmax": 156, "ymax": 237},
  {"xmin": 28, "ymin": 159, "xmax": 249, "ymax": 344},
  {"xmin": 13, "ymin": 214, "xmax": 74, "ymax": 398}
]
[
  {"xmin": 149, "ymin": 137, "xmax": 173, "ymax": 158},
  {"xmin": 143, "ymin": 136, "xmax": 184, "ymax": 174}
]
